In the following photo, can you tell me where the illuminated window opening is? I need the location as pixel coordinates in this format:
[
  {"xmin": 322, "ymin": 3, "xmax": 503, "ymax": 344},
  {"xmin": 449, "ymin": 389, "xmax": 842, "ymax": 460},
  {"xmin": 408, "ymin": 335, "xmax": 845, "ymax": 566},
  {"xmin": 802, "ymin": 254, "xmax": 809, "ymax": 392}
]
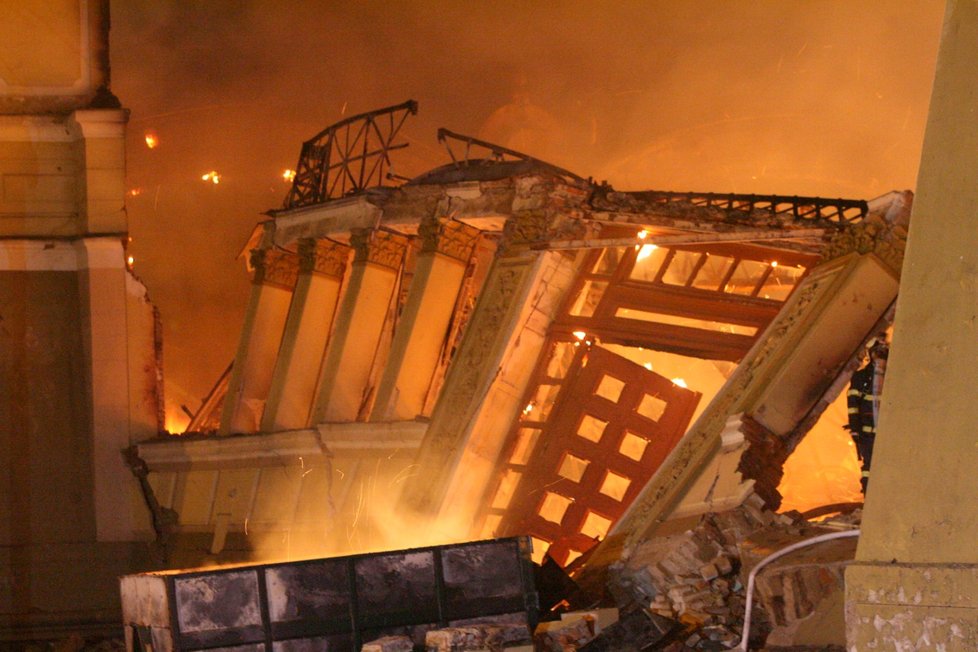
[
  {"xmin": 637, "ymin": 393, "xmax": 668, "ymax": 422},
  {"xmin": 619, "ymin": 431, "xmax": 649, "ymax": 461},
  {"xmin": 599, "ymin": 471, "xmax": 632, "ymax": 501},
  {"xmin": 580, "ymin": 511, "xmax": 613, "ymax": 540},
  {"xmin": 538, "ymin": 492, "xmax": 572, "ymax": 524},
  {"xmin": 557, "ymin": 454, "xmax": 589, "ymax": 483},
  {"xmin": 576, "ymin": 414, "xmax": 608, "ymax": 443},
  {"xmin": 595, "ymin": 374, "xmax": 626, "ymax": 403}
]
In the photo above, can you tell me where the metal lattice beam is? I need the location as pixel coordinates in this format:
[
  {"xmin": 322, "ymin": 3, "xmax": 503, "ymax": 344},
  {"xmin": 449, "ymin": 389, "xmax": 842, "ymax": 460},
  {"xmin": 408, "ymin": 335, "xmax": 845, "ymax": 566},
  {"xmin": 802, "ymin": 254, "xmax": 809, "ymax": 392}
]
[{"xmin": 283, "ymin": 100, "xmax": 418, "ymax": 209}]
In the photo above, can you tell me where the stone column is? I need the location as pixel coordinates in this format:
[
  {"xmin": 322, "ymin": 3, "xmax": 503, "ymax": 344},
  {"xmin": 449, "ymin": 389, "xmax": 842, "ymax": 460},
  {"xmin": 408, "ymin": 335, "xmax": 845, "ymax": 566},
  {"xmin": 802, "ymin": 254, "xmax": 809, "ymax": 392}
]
[
  {"xmin": 371, "ymin": 218, "xmax": 480, "ymax": 421},
  {"xmin": 311, "ymin": 228, "xmax": 408, "ymax": 423},
  {"xmin": 847, "ymin": 3, "xmax": 978, "ymax": 648},
  {"xmin": 398, "ymin": 209, "xmax": 589, "ymax": 522},
  {"xmin": 260, "ymin": 238, "xmax": 350, "ymax": 431},
  {"xmin": 219, "ymin": 247, "xmax": 298, "ymax": 434}
]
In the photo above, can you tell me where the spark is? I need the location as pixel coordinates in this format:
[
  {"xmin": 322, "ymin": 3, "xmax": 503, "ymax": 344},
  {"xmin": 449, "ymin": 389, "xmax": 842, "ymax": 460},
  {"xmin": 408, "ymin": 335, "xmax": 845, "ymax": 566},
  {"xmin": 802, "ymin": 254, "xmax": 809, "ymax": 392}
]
[
  {"xmin": 144, "ymin": 130, "xmax": 159, "ymax": 149},
  {"xmin": 126, "ymin": 255, "xmax": 135, "ymax": 268},
  {"xmin": 770, "ymin": 260, "xmax": 779, "ymax": 268},
  {"xmin": 201, "ymin": 170, "xmax": 221, "ymax": 184},
  {"xmin": 282, "ymin": 169, "xmax": 296, "ymax": 182},
  {"xmin": 127, "ymin": 187, "xmax": 142, "ymax": 197}
]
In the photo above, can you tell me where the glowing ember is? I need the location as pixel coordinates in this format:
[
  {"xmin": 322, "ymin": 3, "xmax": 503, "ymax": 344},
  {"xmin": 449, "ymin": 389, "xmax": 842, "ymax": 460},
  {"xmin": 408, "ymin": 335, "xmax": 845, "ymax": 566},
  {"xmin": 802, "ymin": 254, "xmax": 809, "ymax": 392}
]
[
  {"xmin": 144, "ymin": 130, "xmax": 159, "ymax": 149},
  {"xmin": 201, "ymin": 170, "xmax": 222, "ymax": 184},
  {"xmin": 637, "ymin": 229, "xmax": 648, "ymax": 239},
  {"xmin": 127, "ymin": 187, "xmax": 142, "ymax": 197},
  {"xmin": 126, "ymin": 255, "xmax": 135, "ymax": 268},
  {"xmin": 770, "ymin": 260, "xmax": 779, "ymax": 267},
  {"xmin": 572, "ymin": 330, "xmax": 587, "ymax": 340},
  {"xmin": 283, "ymin": 168, "xmax": 296, "ymax": 182}
]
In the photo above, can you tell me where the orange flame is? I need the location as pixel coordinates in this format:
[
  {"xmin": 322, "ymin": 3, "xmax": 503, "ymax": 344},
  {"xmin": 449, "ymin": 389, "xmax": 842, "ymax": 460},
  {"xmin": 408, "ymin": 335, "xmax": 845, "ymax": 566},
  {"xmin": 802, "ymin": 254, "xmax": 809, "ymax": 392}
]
[
  {"xmin": 201, "ymin": 171, "xmax": 221, "ymax": 184},
  {"xmin": 144, "ymin": 130, "xmax": 159, "ymax": 149}
]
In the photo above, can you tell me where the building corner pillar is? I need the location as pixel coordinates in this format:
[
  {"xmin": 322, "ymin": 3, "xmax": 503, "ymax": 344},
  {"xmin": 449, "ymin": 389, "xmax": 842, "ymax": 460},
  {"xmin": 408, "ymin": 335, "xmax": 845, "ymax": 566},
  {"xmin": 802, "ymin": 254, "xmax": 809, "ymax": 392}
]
[{"xmin": 847, "ymin": 2, "xmax": 978, "ymax": 648}]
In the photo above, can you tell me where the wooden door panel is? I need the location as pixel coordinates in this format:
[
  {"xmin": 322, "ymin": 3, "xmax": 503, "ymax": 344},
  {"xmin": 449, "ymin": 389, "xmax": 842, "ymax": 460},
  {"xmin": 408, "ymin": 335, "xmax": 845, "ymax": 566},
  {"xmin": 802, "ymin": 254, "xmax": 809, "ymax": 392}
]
[{"xmin": 496, "ymin": 346, "xmax": 700, "ymax": 566}]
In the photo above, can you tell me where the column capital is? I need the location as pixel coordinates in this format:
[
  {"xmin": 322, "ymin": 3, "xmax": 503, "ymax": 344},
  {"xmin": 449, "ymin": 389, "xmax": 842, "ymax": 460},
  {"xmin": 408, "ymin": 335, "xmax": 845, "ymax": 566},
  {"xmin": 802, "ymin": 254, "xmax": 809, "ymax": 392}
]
[
  {"xmin": 297, "ymin": 238, "xmax": 349, "ymax": 279},
  {"xmin": 251, "ymin": 248, "xmax": 299, "ymax": 289},
  {"xmin": 418, "ymin": 217, "xmax": 481, "ymax": 262},
  {"xmin": 822, "ymin": 192, "xmax": 911, "ymax": 276},
  {"xmin": 349, "ymin": 228, "xmax": 409, "ymax": 270}
]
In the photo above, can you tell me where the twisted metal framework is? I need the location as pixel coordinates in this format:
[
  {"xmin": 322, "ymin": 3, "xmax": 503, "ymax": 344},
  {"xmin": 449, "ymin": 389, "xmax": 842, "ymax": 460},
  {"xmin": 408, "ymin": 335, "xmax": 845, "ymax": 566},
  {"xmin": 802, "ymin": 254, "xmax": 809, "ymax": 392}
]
[
  {"xmin": 437, "ymin": 127, "xmax": 586, "ymax": 183},
  {"xmin": 592, "ymin": 188, "xmax": 868, "ymax": 226},
  {"xmin": 283, "ymin": 100, "xmax": 418, "ymax": 209}
]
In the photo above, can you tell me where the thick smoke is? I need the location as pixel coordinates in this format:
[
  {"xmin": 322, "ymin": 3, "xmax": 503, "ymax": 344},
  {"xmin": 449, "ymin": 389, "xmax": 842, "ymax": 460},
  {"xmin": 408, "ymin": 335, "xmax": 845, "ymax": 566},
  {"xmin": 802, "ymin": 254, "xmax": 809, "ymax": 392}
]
[{"xmin": 109, "ymin": 1, "xmax": 944, "ymax": 429}]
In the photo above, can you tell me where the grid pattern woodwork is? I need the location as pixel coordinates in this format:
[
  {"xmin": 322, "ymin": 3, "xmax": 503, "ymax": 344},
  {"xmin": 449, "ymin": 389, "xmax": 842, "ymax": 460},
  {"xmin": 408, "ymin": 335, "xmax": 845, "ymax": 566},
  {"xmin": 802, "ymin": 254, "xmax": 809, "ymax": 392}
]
[
  {"xmin": 555, "ymin": 242, "xmax": 816, "ymax": 361},
  {"xmin": 491, "ymin": 346, "xmax": 699, "ymax": 566}
]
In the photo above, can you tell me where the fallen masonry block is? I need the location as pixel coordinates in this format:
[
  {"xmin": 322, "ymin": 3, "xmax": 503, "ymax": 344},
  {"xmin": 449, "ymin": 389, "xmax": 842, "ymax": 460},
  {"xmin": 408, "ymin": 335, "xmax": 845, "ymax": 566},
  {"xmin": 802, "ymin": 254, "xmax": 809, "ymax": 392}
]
[
  {"xmin": 426, "ymin": 626, "xmax": 487, "ymax": 651},
  {"xmin": 362, "ymin": 635, "xmax": 414, "ymax": 652},
  {"xmin": 560, "ymin": 607, "xmax": 619, "ymax": 635},
  {"xmin": 425, "ymin": 623, "xmax": 531, "ymax": 652},
  {"xmin": 577, "ymin": 605, "xmax": 677, "ymax": 651},
  {"xmin": 534, "ymin": 615, "xmax": 595, "ymax": 651},
  {"xmin": 119, "ymin": 536, "xmax": 536, "ymax": 652}
]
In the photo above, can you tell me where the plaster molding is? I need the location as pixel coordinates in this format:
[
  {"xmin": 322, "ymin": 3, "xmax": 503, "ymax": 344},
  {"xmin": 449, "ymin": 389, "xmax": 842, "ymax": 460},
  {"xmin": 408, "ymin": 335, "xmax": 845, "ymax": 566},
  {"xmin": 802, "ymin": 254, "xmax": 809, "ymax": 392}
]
[
  {"xmin": 297, "ymin": 238, "xmax": 349, "ymax": 279},
  {"xmin": 350, "ymin": 228, "xmax": 409, "ymax": 270},
  {"xmin": 251, "ymin": 248, "xmax": 299, "ymax": 290},
  {"xmin": 418, "ymin": 216, "xmax": 481, "ymax": 261}
]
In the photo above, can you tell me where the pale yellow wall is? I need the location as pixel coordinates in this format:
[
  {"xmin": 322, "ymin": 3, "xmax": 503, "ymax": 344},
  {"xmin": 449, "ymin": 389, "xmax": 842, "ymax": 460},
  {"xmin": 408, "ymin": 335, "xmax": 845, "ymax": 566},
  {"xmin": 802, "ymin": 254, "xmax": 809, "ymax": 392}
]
[{"xmin": 0, "ymin": 0, "xmax": 110, "ymax": 114}]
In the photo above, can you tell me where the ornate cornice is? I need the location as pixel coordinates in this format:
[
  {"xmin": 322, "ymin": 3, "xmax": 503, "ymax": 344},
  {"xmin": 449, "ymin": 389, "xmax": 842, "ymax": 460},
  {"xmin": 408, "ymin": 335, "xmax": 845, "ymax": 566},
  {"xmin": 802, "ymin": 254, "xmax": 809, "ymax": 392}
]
[
  {"xmin": 251, "ymin": 248, "xmax": 299, "ymax": 290},
  {"xmin": 349, "ymin": 228, "xmax": 409, "ymax": 271},
  {"xmin": 500, "ymin": 211, "xmax": 592, "ymax": 254},
  {"xmin": 418, "ymin": 217, "xmax": 481, "ymax": 262},
  {"xmin": 822, "ymin": 212, "xmax": 909, "ymax": 276},
  {"xmin": 297, "ymin": 238, "xmax": 349, "ymax": 279}
]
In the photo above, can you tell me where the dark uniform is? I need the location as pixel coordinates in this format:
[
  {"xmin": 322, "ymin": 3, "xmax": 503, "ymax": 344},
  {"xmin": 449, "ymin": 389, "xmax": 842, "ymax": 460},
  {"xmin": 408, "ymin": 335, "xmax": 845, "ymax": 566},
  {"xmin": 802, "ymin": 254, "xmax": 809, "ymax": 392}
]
[{"xmin": 847, "ymin": 345, "xmax": 887, "ymax": 493}]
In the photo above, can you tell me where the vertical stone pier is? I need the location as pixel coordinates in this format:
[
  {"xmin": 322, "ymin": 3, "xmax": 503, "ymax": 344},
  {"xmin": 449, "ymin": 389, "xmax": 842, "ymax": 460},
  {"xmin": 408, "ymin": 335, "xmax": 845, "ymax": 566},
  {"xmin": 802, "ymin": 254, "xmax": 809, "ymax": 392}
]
[{"xmin": 846, "ymin": 2, "xmax": 978, "ymax": 648}]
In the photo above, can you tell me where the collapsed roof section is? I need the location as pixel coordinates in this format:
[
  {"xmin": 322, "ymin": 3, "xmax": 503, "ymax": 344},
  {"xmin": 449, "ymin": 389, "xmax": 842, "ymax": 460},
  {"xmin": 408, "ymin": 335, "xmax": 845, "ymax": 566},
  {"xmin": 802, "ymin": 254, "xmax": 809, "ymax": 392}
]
[{"xmin": 135, "ymin": 102, "xmax": 909, "ymax": 569}]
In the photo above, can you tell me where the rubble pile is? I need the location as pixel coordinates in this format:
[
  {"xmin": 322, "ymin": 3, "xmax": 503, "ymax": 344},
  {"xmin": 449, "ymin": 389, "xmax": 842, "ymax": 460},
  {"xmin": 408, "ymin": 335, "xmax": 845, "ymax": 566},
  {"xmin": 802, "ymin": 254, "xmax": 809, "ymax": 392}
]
[{"xmin": 590, "ymin": 496, "xmax": 861, "ymax": 651}]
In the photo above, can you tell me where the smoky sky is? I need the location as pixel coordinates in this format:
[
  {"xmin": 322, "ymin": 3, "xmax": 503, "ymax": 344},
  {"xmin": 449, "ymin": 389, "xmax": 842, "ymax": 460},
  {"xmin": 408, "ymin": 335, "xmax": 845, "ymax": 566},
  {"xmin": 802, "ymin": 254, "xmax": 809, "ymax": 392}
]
[{"xmin": 109, "ymin": 1, "xmax": 945, "ymax": 426}]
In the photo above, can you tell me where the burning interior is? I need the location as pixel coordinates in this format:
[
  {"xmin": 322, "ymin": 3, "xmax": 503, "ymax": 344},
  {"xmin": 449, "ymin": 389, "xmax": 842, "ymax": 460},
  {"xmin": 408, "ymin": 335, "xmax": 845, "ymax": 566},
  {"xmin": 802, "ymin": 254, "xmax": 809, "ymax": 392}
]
[{"xmin": 119, "ymin": 101, "xmax": 908, "ymax": 650}]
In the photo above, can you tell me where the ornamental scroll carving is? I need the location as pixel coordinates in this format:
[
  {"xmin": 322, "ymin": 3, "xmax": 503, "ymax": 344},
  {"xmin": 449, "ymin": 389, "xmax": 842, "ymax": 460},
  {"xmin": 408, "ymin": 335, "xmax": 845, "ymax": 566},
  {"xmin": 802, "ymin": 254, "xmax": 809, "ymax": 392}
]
[
  {"xmin": 297, "ymin": 238, "xmax": 349, "ymax": 279},
  {"xmin": 822, "ymin": 211, "xmax": 909, "ymax": 276},
  {"xmin": 418, "ymin": 217, "xmax": 481, "ymax": 262},
  {"xmin": 350, "ymin": 228, "xmax": 409, "ymax": 271},
  {"xmin": 251, "ymin": 248, "xmax": 299, "ymax": 290},
  {"xmin": 500, "ymin": 211, "xmax": 590, "ymax": 254}
]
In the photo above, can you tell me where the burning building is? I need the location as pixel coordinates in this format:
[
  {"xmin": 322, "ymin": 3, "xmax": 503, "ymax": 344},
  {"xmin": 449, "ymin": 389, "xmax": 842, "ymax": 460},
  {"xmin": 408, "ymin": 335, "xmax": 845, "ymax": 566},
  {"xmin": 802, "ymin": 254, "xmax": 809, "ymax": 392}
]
[
  {"xmin": 119, "ymin": 97, "xmax": 907, "ymax": 648},
  {"xmin": 8, "ymin": 1, "xmax": 978, "ymax": 649}
]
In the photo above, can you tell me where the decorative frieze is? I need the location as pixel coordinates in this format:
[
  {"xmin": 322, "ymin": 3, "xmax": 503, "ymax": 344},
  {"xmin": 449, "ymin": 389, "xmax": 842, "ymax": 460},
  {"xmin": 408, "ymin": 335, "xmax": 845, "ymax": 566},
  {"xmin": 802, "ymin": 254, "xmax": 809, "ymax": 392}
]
[
  {"xmin": 251, "ymin": 248, "xmax": 299, "ymax": 290},
  {"xmin": 418, "ymin": 217, "xmax": 481, "ymax": 262},
  {"xmin": 821, "ymin": 195, "xmax": 911, "ymax": 276},
  {"xmin": 349, "ymin": 228, "xmax": 410, "ymax": 270},
  {"xmin": 297, "ymin": 238, "xmax": 349, "ymax": 279},
  {"xmin": 500, "ymin": 211, "xmax": 591, "ymax": 254}
]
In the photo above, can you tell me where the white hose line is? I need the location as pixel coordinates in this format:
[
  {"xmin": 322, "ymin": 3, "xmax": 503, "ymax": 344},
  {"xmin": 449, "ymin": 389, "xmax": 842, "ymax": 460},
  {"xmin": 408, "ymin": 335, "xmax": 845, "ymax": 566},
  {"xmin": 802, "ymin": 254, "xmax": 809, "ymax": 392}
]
[{"xmin": 733, "ymin": 528, "xmax": 861, "ymax": 651}]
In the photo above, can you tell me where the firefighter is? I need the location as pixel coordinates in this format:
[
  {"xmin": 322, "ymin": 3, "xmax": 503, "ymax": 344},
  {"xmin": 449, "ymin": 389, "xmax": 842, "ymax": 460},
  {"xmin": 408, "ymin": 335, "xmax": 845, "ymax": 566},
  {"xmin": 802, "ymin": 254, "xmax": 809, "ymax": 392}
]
[{"xmin": 847, "ymin": 340, "xmax": 888, "ymax": 494}]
